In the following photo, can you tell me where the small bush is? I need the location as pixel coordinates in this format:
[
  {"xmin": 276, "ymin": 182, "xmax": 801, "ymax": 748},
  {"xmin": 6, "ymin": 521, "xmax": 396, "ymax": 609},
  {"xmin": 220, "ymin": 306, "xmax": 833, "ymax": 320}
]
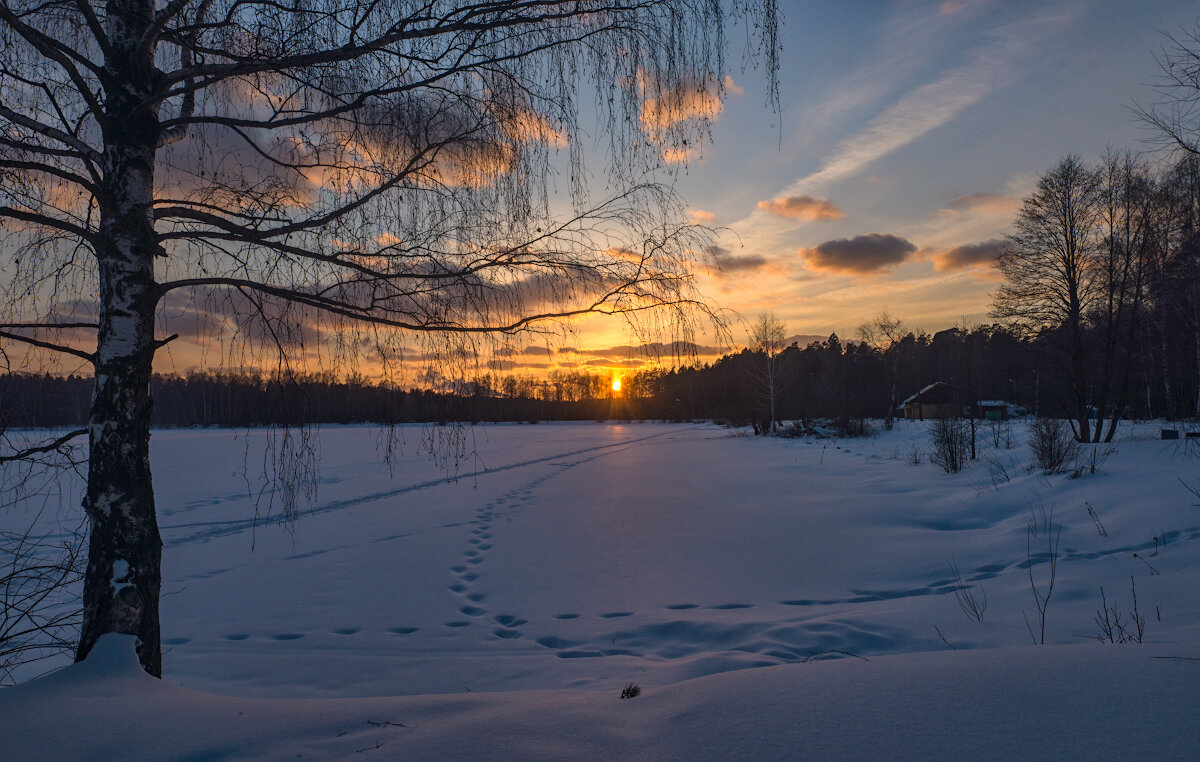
[
  {"xmin": 908, "ymin": 441, "xmax": 923, "ymax": 465},
  {"xmin": 983, "ymin": 453, "xmax": 1012, "ymax": 486},
  {"xmin": 1071, "ymin": 444, "xmax": 1114, "ymax": 478},
  {"xmin": 1095, "ymin": 577, "xmax": 1145, "ymax": 644},
  {"xmin": 620, "ymin": 682, "xmax": 641, "ymax": 699},
  {"xmin": 1028, "ymin": 418, "xmax": 1078, "ymax": 474},
  {"xmin": 833, "ymin": 417, "xmax": 873, "ymax": 438},
  {"xmin": 930, "ymin": 417, "xmax": 970, "ymax": 473}
]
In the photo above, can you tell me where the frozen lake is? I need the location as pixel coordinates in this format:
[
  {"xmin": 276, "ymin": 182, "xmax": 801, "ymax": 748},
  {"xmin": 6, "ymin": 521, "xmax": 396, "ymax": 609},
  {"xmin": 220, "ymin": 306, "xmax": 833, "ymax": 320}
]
[
  {"xmin": 6, "ymin": 420, "xmax": 1200, "ymax": 759},
  {"xmin": 7, "ymin": 421, "xmax": 1174, "ymax": 696}
]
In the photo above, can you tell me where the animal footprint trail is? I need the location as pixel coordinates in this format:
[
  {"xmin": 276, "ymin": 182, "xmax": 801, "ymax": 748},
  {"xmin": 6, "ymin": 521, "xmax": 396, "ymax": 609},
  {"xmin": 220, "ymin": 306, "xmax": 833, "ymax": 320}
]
[
  {"xmin": 440, "ymin": 481, "xmax": 524, "ymax": 629},
  {"xmin": 436, "ymin": 434, "xmax": 680, "ymax": 634}
]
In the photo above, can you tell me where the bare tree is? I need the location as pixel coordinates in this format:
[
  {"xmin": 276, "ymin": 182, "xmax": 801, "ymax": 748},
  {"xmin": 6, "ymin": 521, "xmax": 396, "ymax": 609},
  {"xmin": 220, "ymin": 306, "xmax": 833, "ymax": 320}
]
[
  {"xmin": 1138, "ymin": 25, "xmax": 1200, "ymax": 156},
  {"xmin": 1091, "ymin": 150, "xmax": 1156, "ymax": 442},
  {"xmin": 994, "ymin": 153, "xmax": 1158, "ymax": 443},
  {"xmin": 1137, "ymin": 26, "xmax": 1200, "ymax": 420},
  {"xmin": 0, "ymin": 0, "xmax": 779, "ymax": 676},
  {"xmin": 993, "ymin": 155, "xmax": 1102, "ymax": 442},
  {"xmin": 747, "ymin": 311, "xmax": 787, "ymax": 434},
  {"xmin": 856, "ymin": 309, "xmax": 904, "ymax": 428}
]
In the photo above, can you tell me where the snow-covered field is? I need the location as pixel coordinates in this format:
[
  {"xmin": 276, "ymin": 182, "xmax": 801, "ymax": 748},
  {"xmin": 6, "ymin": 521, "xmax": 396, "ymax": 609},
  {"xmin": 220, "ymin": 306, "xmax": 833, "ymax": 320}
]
[{"xmin": 4, "ymin": 420, "xmax": 1200, "ymax": 759}]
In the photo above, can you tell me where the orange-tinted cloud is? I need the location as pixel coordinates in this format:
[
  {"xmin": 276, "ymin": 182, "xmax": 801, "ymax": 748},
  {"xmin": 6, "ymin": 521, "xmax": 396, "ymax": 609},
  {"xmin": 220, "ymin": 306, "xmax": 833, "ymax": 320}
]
[
  {"xmin": 500, "ymin": 108, "xmax": 568, "ymax": 148},
  {"xmin": 640, "ymin": 82, "xmax": 723, "ymax": 132},
  {"xmin": 662, "ymin": 147, "xmax": 697, "ymax": 164},
  {"xmin": 802, "ymin": 233, "xmax": 916, "ymax": 275},
  {"xmin": 688, "ymin": 208, "xmax": 717, "ymax": 224},
  {"xmin": 723, "ymin": 75, "xmax": 746, "ymax": 96},
  {"xmin": 758, "ymin": 195, "xmax": 845, "ymax": 222},
  {"xmin": 930, "ymin": 239, "xmax": 1006, "ymax": 272},
  {"xmin": 604, "ymin": 246, "xmax": 644, "ymax": 264},
  {"xmin": 637, "ymin": 75, "xmax": 724, "ymax": 163}
]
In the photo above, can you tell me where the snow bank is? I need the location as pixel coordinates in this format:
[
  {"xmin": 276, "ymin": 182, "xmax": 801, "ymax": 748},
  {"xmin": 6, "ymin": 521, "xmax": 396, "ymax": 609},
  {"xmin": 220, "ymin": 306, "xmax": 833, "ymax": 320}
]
[{"xmin": 4, "ymin": 634, "xmax": 1197, "ymax": 760}]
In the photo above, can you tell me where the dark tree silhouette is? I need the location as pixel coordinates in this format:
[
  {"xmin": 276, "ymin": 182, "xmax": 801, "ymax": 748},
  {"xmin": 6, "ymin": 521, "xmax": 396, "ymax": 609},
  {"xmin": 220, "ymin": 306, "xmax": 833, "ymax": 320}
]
[
  {"xmin": 993, "ymin": 155, "xmax": 1102, "ymax": 442},
  {"xmin": 0, "ymin": 0, "xmax": 779, "ymax": 675}
]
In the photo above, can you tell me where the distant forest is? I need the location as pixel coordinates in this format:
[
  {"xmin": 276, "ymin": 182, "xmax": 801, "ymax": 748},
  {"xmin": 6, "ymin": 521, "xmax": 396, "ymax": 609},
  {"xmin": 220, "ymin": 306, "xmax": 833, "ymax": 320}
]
[{"xmin": 3, "ymin": 317, "xmax": 1196, "ymax": 432}]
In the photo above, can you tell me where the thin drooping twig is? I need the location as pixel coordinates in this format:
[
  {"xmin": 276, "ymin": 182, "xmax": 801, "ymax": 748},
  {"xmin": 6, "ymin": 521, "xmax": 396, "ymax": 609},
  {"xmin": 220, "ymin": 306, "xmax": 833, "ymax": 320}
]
[
  {"xmin": 949, "ymin": 555, "xmax": 987, "ymax": 622},
  {"xmin": 1025, "ymin": 504, "xmax": 1061, "ymax": 644}
]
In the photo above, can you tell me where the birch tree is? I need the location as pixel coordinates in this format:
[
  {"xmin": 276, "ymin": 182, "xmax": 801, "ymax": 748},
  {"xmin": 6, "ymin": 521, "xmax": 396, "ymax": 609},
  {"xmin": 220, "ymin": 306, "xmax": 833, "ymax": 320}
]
[
  {"xmin": 0, "ymin": 0, "xmax": 779, "ymax": 676},
  {"xmin": 747, "ymin": 310, "xmax": 787, "ymax": 434},
  {"xmin": 856, "ymin": 309, "xmax": 904, "ymax": 428}
]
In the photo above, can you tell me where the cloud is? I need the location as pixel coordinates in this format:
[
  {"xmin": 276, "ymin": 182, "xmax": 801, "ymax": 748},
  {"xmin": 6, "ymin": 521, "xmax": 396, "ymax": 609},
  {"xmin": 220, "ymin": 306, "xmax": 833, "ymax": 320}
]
[
  {"xmin": 500, "ymin": 108, "xmax": 568, "ymax": 148},
  {"xmin": 946, "ymin": 193, "xmax": 1020, "ymax": 216},
  {"xmin": 563, "ymin": 340, "xmax": 723, "ymax": 359},
  {"xmin": 779, "ymin": 8, "xmax": 1071, "ymax": 198},
  {"xmin": 584, "ymin": 358, "xmax": 646, "ymax": 369},
  {"xmin": 640, "ymin": 80, "xmax": 723, "ymax": 132},
  {"xmin": 638, "ymin": 74, "xmax": 724, "ymax": 163},
  {"xmin": 662, "ymin": 147, "xmax": 697, "ymax": 164},
  {"xmin": 802, "ymin": 233, "xmax": 916, "ymax": 275},
  {"xmin": 706, "ymin": 244, "xmax": 770, "ymax": 274},
  {"xmin": 938, "ymin": 0, "xmax": 987, "ymax": 15},
  {"xmin": 930, "ymin": 238, "xmax": 1006, "ymax": 272},
  {"xmin": 604, "ymin": 246, "xmax": 644, "ymax": 263},
  {"xmin": 688, "ymin": 208, "xmax": 717, "ymax": 224},
  {"xmin": 723, "ymin": 75, "xmax": 746, "ymax": 97},
  {"xmin": 757, "ymin": 195, "xmax": 845, "ymax": 222}
]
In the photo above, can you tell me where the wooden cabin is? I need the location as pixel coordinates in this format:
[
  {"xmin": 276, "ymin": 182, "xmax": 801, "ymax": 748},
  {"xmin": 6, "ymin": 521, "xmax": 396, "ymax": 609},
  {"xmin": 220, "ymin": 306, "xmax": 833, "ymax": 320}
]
[{"xmin": 902, "ymin": 382, "xmax": 965, "ymax": 420}]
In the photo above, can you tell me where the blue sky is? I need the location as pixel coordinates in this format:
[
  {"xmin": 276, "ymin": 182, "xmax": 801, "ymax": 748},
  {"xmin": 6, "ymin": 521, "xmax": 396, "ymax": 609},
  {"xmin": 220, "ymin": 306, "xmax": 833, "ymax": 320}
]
[{"xmin": 652, "ymin": 0, "xmax": 1199, "ymax": 345}]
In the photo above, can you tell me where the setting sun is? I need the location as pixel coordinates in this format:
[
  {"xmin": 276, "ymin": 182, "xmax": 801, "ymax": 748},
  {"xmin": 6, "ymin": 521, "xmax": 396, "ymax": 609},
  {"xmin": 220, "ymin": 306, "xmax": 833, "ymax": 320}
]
[{"xmin": 612, "ymin": 375, "xmax": 622, "ymax": 393}]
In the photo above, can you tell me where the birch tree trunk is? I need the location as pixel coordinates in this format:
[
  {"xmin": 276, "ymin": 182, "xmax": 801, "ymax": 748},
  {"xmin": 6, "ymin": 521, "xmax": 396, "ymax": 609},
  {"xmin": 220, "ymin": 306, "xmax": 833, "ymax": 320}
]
[{"xmin": 75, "ymin": 0, "xmax": 164, "ymax": 676}]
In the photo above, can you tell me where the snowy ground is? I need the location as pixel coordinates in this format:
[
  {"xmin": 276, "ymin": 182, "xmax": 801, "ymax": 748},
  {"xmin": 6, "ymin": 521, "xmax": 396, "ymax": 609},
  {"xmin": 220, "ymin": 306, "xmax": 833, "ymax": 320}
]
[{"xmin": 4, "ymin": 420, "xmax": 1200, "ymax": 759}]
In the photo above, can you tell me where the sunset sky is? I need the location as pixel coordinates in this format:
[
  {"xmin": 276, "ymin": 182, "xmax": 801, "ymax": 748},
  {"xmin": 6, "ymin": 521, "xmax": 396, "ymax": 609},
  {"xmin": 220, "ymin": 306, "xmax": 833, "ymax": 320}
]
[
  {"xmin": 29, "ymin": 0, "xmax": 1193, "ymax": 383},
  {"xmin": 556, "ymin": 0, "xmax": 1200, "ymax": 377}
]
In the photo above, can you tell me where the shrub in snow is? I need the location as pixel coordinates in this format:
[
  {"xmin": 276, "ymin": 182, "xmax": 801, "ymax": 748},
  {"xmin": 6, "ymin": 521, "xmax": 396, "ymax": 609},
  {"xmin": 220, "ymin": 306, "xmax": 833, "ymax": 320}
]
[
  {"xmin": 929, "ymin": 417, "xmax": 970, "ymax": 473},
  {"xmin": 1095, "ymin": 577, "xmax": 1146, "ymax": 644},
  {"xmin": 1028, "ymin": 418, "xmax": 1078, "ymax": 474},
  {"xmin": 1070, "ymin": 444, "xmax": 1114, "ymax": 478}
]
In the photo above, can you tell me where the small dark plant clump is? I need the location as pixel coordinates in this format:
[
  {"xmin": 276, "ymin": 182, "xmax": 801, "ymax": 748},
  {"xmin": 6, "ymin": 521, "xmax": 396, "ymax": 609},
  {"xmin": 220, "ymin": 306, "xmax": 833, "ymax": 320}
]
[
  {"xmin": 833, "ymin": 416, "xmax": 873, "ymax": 438},
  {"xmin": 930, "ymin": 417, "xmax": 970, "ymax": 473},
  {"xmin": 1028, "ymin": 418, "xmax": 1078, "ymax": 474},
  {"xmin": 949, "ymin": 555, "xmax": 987, "ymax": 622},
  {"xmin": 1085, "ymin": 501, "xmax": 1108, "ymax": 537},
  {"xmin": 1071, "ymin": 444, "xmax": 1115, "ymax": 478},
  {"xmin": 774, "ymin": 421, "xmax": 812, "ymax": 438},
  {"xmin": 620, "ymin": 682, "xmax": 641, "ymax": 699},
  {"xmin": 1095, "ymin": 577, "xmax": 1146, "ymax": 644}
]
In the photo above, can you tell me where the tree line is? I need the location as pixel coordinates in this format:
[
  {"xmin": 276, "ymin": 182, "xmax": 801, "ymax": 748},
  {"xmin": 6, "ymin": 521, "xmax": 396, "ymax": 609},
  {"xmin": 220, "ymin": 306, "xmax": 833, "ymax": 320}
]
[{"xmin": 4, "ymin": 275, "xmax": 1197, "ymax": 436}]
